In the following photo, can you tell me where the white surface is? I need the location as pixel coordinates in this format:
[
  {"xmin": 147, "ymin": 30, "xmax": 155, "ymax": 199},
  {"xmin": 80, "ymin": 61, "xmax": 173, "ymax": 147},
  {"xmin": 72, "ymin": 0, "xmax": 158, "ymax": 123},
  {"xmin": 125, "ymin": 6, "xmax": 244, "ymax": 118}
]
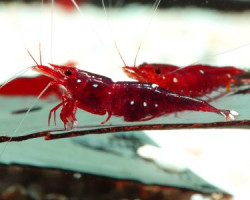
[{"xmin": 1, "ymin": 2, "xmax": 250, "ymax": 199}]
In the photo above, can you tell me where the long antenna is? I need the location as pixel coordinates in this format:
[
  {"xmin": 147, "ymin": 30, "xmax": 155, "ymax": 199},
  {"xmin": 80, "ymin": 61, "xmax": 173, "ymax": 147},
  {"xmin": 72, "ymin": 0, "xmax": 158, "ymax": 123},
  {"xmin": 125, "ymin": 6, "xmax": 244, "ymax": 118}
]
[
  {"xmin": 164, "ymin": 42, "xmax": 250, "ymax": 76},
  {"xmin": 101, "ymin": 0, "xmax": 162, "ymax": 67},
  {"xmin": 0, "ymin": 43, "xmax": 51, "ymax": 157},
  {"xmin": 0, "ymin": 67, "xmax": 32, "ymax": 91},
  {"xmin": 10, "ymin": 48, "xmax": 51, "ymax": 139},
  {"xmin": 15, "ymin": 82, "xmax": 52, "ymax": 134},
  {"xmin": 71, "ymin": 0, "xmax": 119, "ymax": 67},
  {"xmin": 71, "ymin": 0, "xmax": 104, "ymax": 44},
  {"xmin": 134, "ymin": 0, "xmax": 162, "ymax": 67},
  {"xmin": 27, "ymin": 49, "xmax": 39, "ymax": 66},
  {"xmin": 101, "ymin": 0, "xmax": 127, "ymax": 66},
  {"xmin": 39, "ymin": 0, "xmax": 44, "ymax": 60},
  {"xmin": 50, "ymin": 0, "xmax": 54, "ymax": 63},
  {"xmin": 190, "ymin": 42, "xmax": 250, "ymax": 65},
  {"xmin": 39, "ymin": 42, "xmax": 43, "ymax": 65},
  {"xmin": 0, "ymin": 82, "xmax": 52, "ymax": 157}
]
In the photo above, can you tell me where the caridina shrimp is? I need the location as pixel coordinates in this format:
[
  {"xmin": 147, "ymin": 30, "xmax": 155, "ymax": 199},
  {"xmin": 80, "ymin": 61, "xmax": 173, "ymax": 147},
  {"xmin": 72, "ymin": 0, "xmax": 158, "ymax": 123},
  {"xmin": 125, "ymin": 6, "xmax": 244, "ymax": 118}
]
[
  {"xmin": 123, "ymin": 63, "xmax": 247, "ymax": 98},
  {"xmin": 30, "ymin": 59, "xmax": 238, "ymax": 130}
]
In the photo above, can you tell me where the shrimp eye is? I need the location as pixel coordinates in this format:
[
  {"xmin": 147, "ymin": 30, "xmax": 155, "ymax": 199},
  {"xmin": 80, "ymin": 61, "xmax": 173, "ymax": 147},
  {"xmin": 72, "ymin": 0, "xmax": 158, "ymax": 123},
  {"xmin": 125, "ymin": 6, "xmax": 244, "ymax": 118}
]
[
  {"xmin": 65, "ymin": 69, "xmax": 72, "ymax": 76},
  {"xmin": 155, "ymin": 68, "xmax": 161, "ymax": 74}
]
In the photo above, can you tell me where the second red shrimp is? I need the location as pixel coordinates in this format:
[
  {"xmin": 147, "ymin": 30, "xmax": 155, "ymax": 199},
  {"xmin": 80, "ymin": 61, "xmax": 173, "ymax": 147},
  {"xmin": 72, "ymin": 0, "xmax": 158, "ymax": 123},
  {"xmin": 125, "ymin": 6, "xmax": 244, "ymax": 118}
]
[
  {"xmin": 123, "ymin": 63, "xmax": 246, "ymax": 98},
  {"xmin": 31, "ymin": 62, "xmax": 238, "ymax": 129}
]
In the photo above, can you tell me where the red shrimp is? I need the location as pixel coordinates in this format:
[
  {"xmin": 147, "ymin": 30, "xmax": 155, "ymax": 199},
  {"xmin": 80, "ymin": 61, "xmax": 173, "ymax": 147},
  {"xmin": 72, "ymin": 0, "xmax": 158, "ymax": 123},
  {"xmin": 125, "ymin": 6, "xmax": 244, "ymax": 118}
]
[
  {"xmin": 123, "ymin": 63, "xmax": 246, "ymax": 98},
  {"xmin": 32, "ymin": 63, "xmax": 238, "ymax": 129}
]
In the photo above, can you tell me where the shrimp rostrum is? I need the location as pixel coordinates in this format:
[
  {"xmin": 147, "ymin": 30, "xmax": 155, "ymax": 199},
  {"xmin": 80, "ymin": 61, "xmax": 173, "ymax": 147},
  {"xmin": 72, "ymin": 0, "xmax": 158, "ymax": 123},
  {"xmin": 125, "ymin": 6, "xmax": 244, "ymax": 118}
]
[{"xmin": 33, "ymin": 63, "xmax": 238, "ymax": 129}]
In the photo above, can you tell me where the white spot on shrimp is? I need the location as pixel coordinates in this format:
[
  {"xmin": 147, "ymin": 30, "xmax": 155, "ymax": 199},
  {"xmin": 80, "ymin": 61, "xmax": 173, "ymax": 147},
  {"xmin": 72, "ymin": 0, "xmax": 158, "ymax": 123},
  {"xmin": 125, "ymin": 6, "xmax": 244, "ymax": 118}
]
[
  {"xmin": 227, "ymin": 74, "xmax": 231, "ymax": 78},
  {"xmin": 152, "ymin": 83, "xmax": 159, "ymax": 88},
  {"xmin": 173, "ymin": 77, "xmax": 178, "ymax": 83},
  {"xmin": 77, "ymin": 79, "xmax": 81, "ymax": 83},
  {"xmin": 155, "ymin": 104, "xmax": 158, "ymax": 107},
  {"xmin": 231, "ymin": 110, "xmax": 239, "ymax": 116},
  {"xmin": 93, "ymin": 84, "xmax": 98, "ymax": 88},
  {"xmin": 162, "ymin": 76, "xmax": 166, "ymax": 80},
  {"xmin": 108, "ymin": 92, "xmax": 112, "ymax": 95},
  {"xmin": 199, "ymin": 70, "xmax": 204, "ymax": 74},
  {"xmin": 130, "ymin": 101, "xmax": 134, "ymax": 105},
  {"xmin": 143, "ymin": 102, "xmax": 147, "ymax": 107}
]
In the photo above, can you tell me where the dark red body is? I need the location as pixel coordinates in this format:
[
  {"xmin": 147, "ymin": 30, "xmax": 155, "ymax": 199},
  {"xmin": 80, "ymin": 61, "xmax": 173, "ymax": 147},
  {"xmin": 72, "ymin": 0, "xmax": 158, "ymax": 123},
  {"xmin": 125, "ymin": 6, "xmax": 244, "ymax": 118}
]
[
  {"xmin": 34, "ymin": 64, "xmax": 237, "ymax": 128},
  {"xmin": 68, "ymin": 73, "xmax": 220, "ymax": 121},
  {"xmin": 123, "ymin": 63, "xmax": 246, "ymax": 97},
  {"xmin": 109, "ymin": 82, "xmax": 221, "ymax": 121}
]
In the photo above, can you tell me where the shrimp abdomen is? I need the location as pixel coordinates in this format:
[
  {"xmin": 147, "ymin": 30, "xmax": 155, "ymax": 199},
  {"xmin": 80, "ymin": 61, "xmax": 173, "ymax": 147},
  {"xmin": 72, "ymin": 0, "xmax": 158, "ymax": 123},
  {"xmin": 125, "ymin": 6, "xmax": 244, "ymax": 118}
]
[{"xmin": 111, "ymin": 82, "xmax": 237, "ymax": 121}]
